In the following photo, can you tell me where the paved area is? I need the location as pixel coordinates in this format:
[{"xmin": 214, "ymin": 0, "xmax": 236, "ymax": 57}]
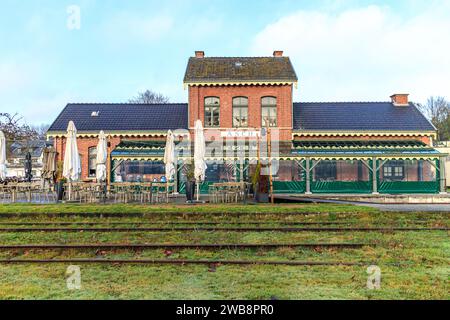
[
  {"xmin": 360, "ymin": 203, "xmax": 450, "ymax": 212},
  {"xmin": 275, "ymin": 196, "xmax": 450, "ymax": 212}
]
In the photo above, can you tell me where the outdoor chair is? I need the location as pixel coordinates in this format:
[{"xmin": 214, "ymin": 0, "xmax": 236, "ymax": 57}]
[
  {"xmin": 208, "ymin": 184, "xmax": 219, "ymax": 203},
  {"xmin": 29, "ymin": 182, "xmax": 42, "ymax": 202},
  {"xmin": 41, "ymin": 184, "xmax": 57, "ymax": 203},
  {"xmin": 15, "ymin": 183, "xmax": 31, "ymax": 202},
  {"xmin": 78, "ymin": 183, "xmax": 95, "ymax": 203},
  {"xmin": 225, "ymin": 184, "xmax": 240, "ymax": 203},
  {"xmin": 64, "ymin": 182, "xmax": 82, "ymax": 202},
  {"xmin": 152, "ymin": 184, "xmax": 166, "ymax": 203},
  {"xmin": 112, "ymin": 183, "xmax": 129, "ymax": 203},
  {"xmin": 128, "ymin": 183, "xmax": 142, "ymax": 202},
  {"xmin": 0, "ymin": 185, "xmax": 12, "ymax": 203},
  {"xmin": 140, "ymin": 183, "xmax": 153, "ymax": 203}
]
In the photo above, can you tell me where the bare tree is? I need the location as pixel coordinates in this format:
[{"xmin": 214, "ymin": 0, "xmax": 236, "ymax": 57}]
[
  {"xmin": 30, "ymin": 124, "xmax": 50, "ymax": 140},
  {"xmin": 129, "ymin": 90, "xmax": 169, "ymax": 104},
  {"xmin": 0, "ymin": 113, "xmax": 39, "ymax": 142},
  {"xmin": 418, "ymin": 96, "xmax": 450, "ymax": 141}
]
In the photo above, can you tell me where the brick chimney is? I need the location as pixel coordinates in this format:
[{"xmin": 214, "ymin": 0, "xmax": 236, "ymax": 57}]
[
  {"xmin": 273, "ymin": 50, "xmax": 283, "ymax": 57},
  {"xmin": 195, "ymin": 51, "xmax": 205, "ymax": 58},
  {"xmin": 390, "ymin": 94, "xmax": 409, "ymax": 106}
]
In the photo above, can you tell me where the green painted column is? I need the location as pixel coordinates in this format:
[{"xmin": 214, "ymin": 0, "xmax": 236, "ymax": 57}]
[
  {"xmin": 305, "ymin": 158, "xmax": 312, "ymax": 194},
  {"xmin": 439, "ymin": 157, "xmax": 447, "ymax": 194},
  {"xmin": 174, "ymin": 161, "xmax": 178, "ymax": 193},
  {"xmin": 372, "ymin": 157, "xmax": 379, "ymax": 194}
]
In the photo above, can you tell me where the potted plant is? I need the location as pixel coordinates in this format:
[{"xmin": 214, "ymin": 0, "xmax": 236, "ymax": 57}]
[
  {"xmin": 252, "ymin": 162, "xmax": 269, "ymax": 203},
  {"xmin": 182, "ymin": 163, "xmax": 196, "ymax": 202}
]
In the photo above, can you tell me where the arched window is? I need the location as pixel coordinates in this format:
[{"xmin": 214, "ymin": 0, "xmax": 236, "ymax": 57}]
[
  {"xmin": 261, "ymin": 96, "xmax": 277, "ymax": 127},
  {"xmin": 232, "ymin": 97, "xmax": 248, "ymax": 127},
  {"xmin": 204, "ymin": 97, "xmax": 220, "ymax": 127},
  {"xmin": 88, "ymin": 147, "xmax": 97, "ymax": 177}
]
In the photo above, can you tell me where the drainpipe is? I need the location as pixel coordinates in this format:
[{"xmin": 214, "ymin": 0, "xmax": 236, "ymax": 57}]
[
  {"xmin": 439, "ymin": 156, "xmax": 447, "ymax": 194},
  {"xmin": 372, "ymin": 157, "xmax": 379, "ymax": 195},
  {"xmin": 305, "ymin": 158, "xmax": 312, "ymax": 194}
]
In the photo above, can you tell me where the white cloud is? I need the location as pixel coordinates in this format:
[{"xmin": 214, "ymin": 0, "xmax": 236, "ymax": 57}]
[{"xmin": 251, "ymin": 4, "xmax": 450, "ymax": 103}]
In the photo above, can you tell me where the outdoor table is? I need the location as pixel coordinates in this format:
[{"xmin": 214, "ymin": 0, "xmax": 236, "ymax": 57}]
[
  {"xmin": 151, "ymin": 182, "xmax": 175, "ymax": 203},
  {"xmin": 210, "ymin": 182, "xmax": 249, "ymax": 203},
  {"xmin": 108, "ymin": 182, "xmax": 173, "ymax": 203}
]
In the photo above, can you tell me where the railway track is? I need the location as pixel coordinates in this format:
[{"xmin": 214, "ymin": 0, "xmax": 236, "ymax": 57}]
[
  {"xmin": 0, "ymin": 220, "xmax": 437, "ymax": 226},
  {"xmin": 0, "ymin": 211, "xmax": 369, "ymax": 218},
  {"xmin": 0, "ymin": 226, "xmax": 446, "ymax": 232},
  {"xmin": 0, "ymin": 258, "xmax": 366, "ymax": 266},
  {"xmin": 0, "ymin": 243, "xmax": 371, "ymax": 250},
  {"xmin": 0, "ymin": 221, "xmax": 353, "ymax": 226}
]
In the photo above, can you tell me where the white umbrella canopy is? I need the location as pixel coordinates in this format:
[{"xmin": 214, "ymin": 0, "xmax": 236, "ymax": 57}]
[
  {"xmin": 63, "ymin": 121, "xmax": 81, "ymax": 181},
  {"xmin": 164, "ymin": 130, "xmax": 176, "ymax": 180},
  {"xmin": 96, "ymin": 131, "xmax": 107, "ymax": 182},
  {"xmin": 0, "ymin": 131, "xmax": 6, "ymax": 180},
  {"xmin": 194, "ymin": 119, "xmax": 207, "ymax": 201}
]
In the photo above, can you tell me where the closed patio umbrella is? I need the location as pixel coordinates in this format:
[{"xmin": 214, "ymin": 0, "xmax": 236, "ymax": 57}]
[
  {"xmin": 0, "ymin": 131, "xmax": 6, "ymax": 181},
  {"xmin": 24, "ymin": 152, "xmax": 32, "ymax": 182},
  {"xmin": 63, "ymin": 121, "xmax": 81, "ymax": 200},
  {"xmin": 164, "ymin": 130, "xmax": 176, "ymax": 181},
  {"xmin": 96, "ymin": 131, "xmax": 107, "ymax": 182},
  {"xmin": 42, "ymin": 146, "xmax": 57, "ymax": 182},
  {"xmin": 194, "ymin": 119, "xmax": 207, "ymax": 201}
]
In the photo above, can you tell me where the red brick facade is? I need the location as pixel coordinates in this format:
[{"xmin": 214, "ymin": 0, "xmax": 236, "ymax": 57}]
[
  {"xmin": 188, "ymin": 85, "xmax": 293, "ymax": 141},
  {"xmin": 54, "ymin": 136, "xmax": 167, "ymax": 181}
]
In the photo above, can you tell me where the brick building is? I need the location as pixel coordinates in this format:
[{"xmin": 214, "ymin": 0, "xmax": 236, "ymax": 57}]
[{"xmin": 47, "ymin": 51, "xmax": 447, "ymax": 194}]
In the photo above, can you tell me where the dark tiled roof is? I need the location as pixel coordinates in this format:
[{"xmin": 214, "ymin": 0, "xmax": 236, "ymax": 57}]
[
  {"xmin": 183, "ymin": 57, "xmax": 298, "ymax": 83},
  {"xmin": 293, "ymin": 102, "xmax": 435, "ymax": 131},
  {"xmin": 47, "ymin": 103, "xmax": 188, "ymax": 132},
  {"xmin": 10, "ymin": 141, "xmax": 48, "ymax": 158}
]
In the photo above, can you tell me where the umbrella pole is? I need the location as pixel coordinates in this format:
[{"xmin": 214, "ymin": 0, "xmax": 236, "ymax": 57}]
[
  {"xmin": 68, "ymin": 180, "xmax": 72, "ymax": 201},
  {"xmin": 196, "ymin": 180, "xmax": 199, "ymax": 202}
]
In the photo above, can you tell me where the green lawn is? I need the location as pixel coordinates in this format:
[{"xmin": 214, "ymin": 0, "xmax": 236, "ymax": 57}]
[
  {"xmin": 0, "ymin": 203, "xmax": 379, "ymax": 215},
  {"xmin": 0, "ymin": 203, "xmax": 448, "ymax": 300}
]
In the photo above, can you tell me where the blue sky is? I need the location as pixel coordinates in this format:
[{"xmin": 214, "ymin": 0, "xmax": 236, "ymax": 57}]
[{"xmin": 1, "ymin": 0, "xmax": 449, "ymax": 125}]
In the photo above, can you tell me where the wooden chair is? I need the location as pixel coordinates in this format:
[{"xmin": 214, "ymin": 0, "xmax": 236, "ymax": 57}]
[
  {"xmin": 0, "ymin": 185, "xmax": 12, "ymax": 203},
  {"xmin": 140, "ymin": 183, "xmax": 153, "ymax": 203}
]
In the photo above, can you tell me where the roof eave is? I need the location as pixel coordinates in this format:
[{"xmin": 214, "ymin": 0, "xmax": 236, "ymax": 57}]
[{"xmin": 183, "ymin": 80, "xmax": 298, "ymax": 86}]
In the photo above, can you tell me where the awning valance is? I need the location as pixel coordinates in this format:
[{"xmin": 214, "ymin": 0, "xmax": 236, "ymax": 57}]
[{"xmin": 290, "ymin": 140, "xmax": 445, "ymax": 160}]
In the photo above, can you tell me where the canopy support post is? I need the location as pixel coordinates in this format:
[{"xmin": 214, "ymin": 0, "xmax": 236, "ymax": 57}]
[
  {"xmin": 174, "ymin": 161, "xmax": 178, "ymax": 194},
  {"xmin": 439, "ymin": 156, "xmax": 447, "ymax": 194},
  {"xmin": 372, "ymin": 157, "xmax": 379, "ymax": 195},
  {"xmin": 305, "ymin": 158, "xmax": 312, "ymax": 195}
]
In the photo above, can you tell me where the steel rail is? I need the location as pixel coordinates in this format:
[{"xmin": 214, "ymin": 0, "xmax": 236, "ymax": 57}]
[
  {"xmin": 0, "ymin": 221, "xmax": 353, "ymax": 226},
  {"xmin": 0, "ymin": 221, "xmax": 436, "ymax": 226},
  {"xmin": 0, "ymin": 258, "xmax": 366, "ymax": 266},
  {"xmin": 0, "ymin": 212, "xmax": 357, "ymax": 218},
  {"xmin": 0, "ymin": 227, "xmax": 446, "ymax": 232},
  {"xmin": 0, "ymin": 243, "xmax": 371, "ymax": 250}
]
